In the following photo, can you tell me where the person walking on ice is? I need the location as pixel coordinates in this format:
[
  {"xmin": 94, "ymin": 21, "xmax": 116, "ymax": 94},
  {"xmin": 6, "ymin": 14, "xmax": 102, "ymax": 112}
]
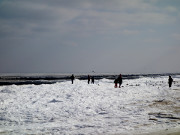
[
  {"xmin": 91, "ymin": 76, "xmax": 94, "ymax": 84},
  {"xmin": 114, "ymin": 78, "xmax": 118, "ymax": 88},
  {"xmin": 168, "ymin": 75, "xmax": 173, "ymax": 88},
  {"xmin": 88, "ymin": 75, "xmax": 90, "ymax": 84},
  {"xmin": 70, "ymin": 74, "xmax": 75, "ymax": 84},
  {"xmin": 114, "ymin": 74, "xmax": 122, "ymax": 88},
  {"xmin": 118, "ymin": 74, "xmax": 122, "ymax": 88}
]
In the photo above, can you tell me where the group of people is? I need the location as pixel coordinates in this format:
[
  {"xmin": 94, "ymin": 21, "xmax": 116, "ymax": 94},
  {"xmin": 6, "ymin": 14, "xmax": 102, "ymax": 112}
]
[
  {"xmin": 114, "ymin": 75, "xmax": 173, "ymax": 88},
  {"xmin": 114, "ymin": 74, "xmax": 174, "ymax": 88},
  {"xmin": 70, "ymin": 74, "xmax": 94, "ymax": 84},
  {"xmin": 70, "ymin": 74, "xmax": 123, "ymax": 87},
  {"xmin": 88, "ymin": 75, "xmax": 94, "ymax": 84},
  {"xmin": 70, "ymin": 74, "xmax": 174, "ymax": 88}
]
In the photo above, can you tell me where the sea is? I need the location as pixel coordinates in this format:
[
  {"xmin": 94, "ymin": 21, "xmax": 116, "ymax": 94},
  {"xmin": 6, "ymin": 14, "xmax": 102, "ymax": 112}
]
[{"xmin": 0, "ymin": 73, "xmax": 180, "ymax": 134}]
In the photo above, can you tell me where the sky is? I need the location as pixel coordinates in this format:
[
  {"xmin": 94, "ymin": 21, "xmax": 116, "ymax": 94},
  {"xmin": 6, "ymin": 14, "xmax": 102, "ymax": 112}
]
[{"xmin": 0, "ymin": 0, "xmax": 180, "ymax": 74}]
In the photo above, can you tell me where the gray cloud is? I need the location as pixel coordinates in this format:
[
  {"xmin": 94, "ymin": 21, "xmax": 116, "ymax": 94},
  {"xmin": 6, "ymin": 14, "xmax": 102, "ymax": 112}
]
[{"xmin": 0, "ymin": 0, "xmax": 180, "ymax": 73}]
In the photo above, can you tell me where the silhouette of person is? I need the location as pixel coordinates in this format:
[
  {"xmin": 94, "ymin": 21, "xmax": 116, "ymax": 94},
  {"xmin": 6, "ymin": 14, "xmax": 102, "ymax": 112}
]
[
  {"xmin": 168, "ymin": 76, "xmax": 173, "ymax": 88},
  {"xmin": 70, "ymin": 74, "xmax": 75, "ymax": 84},
  {"xmin": 114, "ymin": 78, "xmax": 118, "ymax": 88},
  {"xmin": 91, "ymin": 76, "xmax": 94, "ymax": 84},
  {"xmin": 88, "ymin": 75, "xmax": 90, "ymax": 84},
  {"xmin": 117, "ymin": 74, "xmax": 122, "ymax": 88}
]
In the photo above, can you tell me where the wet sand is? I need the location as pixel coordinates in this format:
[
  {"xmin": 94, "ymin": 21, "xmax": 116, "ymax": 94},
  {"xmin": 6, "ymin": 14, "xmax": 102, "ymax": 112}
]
[
  {"xmin": 138, "ymin": 88, "xmax": 180, "ymax": 135},
  {"xmin": 138, "ymin": 128, "xmax": 180, "ymax": 135},
  {"xmin": 115, "ymin": 88, "xmax": 180, "ymax": 135},
  {"xmin": 113, "ymin": 129, "xmax": 180, "ymax": 135}
]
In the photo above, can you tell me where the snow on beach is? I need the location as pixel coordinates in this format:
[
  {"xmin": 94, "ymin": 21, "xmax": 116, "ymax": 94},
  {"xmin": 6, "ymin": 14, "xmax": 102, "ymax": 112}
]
[{"xmin": 0, "ymin": 75, "xmax": 180, "ymax": 134}]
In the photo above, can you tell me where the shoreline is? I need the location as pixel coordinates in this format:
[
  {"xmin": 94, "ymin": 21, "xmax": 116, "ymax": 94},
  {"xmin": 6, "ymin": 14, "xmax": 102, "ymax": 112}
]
[{"xmin": 0, "ymin": 73, "xmax": 179, "ymax": 86}]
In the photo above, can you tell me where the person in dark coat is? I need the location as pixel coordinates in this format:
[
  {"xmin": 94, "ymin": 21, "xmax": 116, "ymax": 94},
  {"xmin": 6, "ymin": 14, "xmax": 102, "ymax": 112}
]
[
  {"xmin": 168, "ymin": 76, "xmax": 173, "ymax": 88},
  {"xmin": 117, "ymin": 74, "xmax": 122, "ymax": 88},
  {"xmin": 70, "ymin": 74, "xmax": 75, "ymax": 84},
  {"xmin": 114, "ymin": 78, "xmax": 118, "ymax": 88},
  {"xmin": 91, "ymin": 76, "xmax": 94, "ymax": 84},
  {"xmin": 88, "ymin": 75, "xmax": 90, "ymax": 84}
]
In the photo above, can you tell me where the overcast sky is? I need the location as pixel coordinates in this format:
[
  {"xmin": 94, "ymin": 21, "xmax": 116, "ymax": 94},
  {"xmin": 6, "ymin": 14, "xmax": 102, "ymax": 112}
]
[{"xmin": 0, "ymin": 0, "xmax": 180, "ymax": 74}]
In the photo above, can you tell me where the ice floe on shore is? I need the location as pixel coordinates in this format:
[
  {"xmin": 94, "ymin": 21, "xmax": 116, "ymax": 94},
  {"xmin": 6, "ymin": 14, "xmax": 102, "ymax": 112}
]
[{"xmin": 0, "ymin": 75, "xmax": 180, "ymax": 134}]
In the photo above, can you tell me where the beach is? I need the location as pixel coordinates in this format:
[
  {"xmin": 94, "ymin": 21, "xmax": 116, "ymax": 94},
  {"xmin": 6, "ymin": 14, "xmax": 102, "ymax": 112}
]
[{"xmin": 0, "ymin": 74, "xmax": 180, "ymax": 134}]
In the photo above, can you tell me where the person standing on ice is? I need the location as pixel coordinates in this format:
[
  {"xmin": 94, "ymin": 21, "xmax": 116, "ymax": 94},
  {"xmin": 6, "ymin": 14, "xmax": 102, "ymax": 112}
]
[
  {"xmin": 70, "ymin": 74, "xmax": 75, "ymax": 84},
  {"xmin": 88, "ymin": 75, "xmax": 90, "ymax": 84},
  {"xmin": 168, "ymin": 76, "xmax": 173, "ymax": 88},
  {"xmin": 91, "ymin": 76, "xmax": 94, "ymax": 84},
  {"xmin": 117, "ymin": 74, "xmax": 122, "ymax": 88},
  {"xmin": 114, "ymin": 78, "xmax": 118, "ymax": 88}
]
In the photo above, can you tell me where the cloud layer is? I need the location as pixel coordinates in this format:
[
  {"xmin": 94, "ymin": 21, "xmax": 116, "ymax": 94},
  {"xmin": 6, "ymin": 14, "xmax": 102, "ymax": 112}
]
[{"xmin": 0, "ymin": 0, "xmax": 180, "ymax": 73}]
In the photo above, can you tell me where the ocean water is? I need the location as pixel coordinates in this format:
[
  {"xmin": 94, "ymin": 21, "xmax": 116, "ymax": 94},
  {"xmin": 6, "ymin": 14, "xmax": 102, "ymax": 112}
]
[{"xmin": 0, "ymin": 74, "xmax": 180, "ymax": 134}]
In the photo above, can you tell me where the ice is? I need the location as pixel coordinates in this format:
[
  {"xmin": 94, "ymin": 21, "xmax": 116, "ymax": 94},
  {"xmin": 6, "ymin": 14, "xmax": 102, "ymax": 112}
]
[{"xmin": 0, "ymin": 75, "xmax": 180, "ymax": 134}]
